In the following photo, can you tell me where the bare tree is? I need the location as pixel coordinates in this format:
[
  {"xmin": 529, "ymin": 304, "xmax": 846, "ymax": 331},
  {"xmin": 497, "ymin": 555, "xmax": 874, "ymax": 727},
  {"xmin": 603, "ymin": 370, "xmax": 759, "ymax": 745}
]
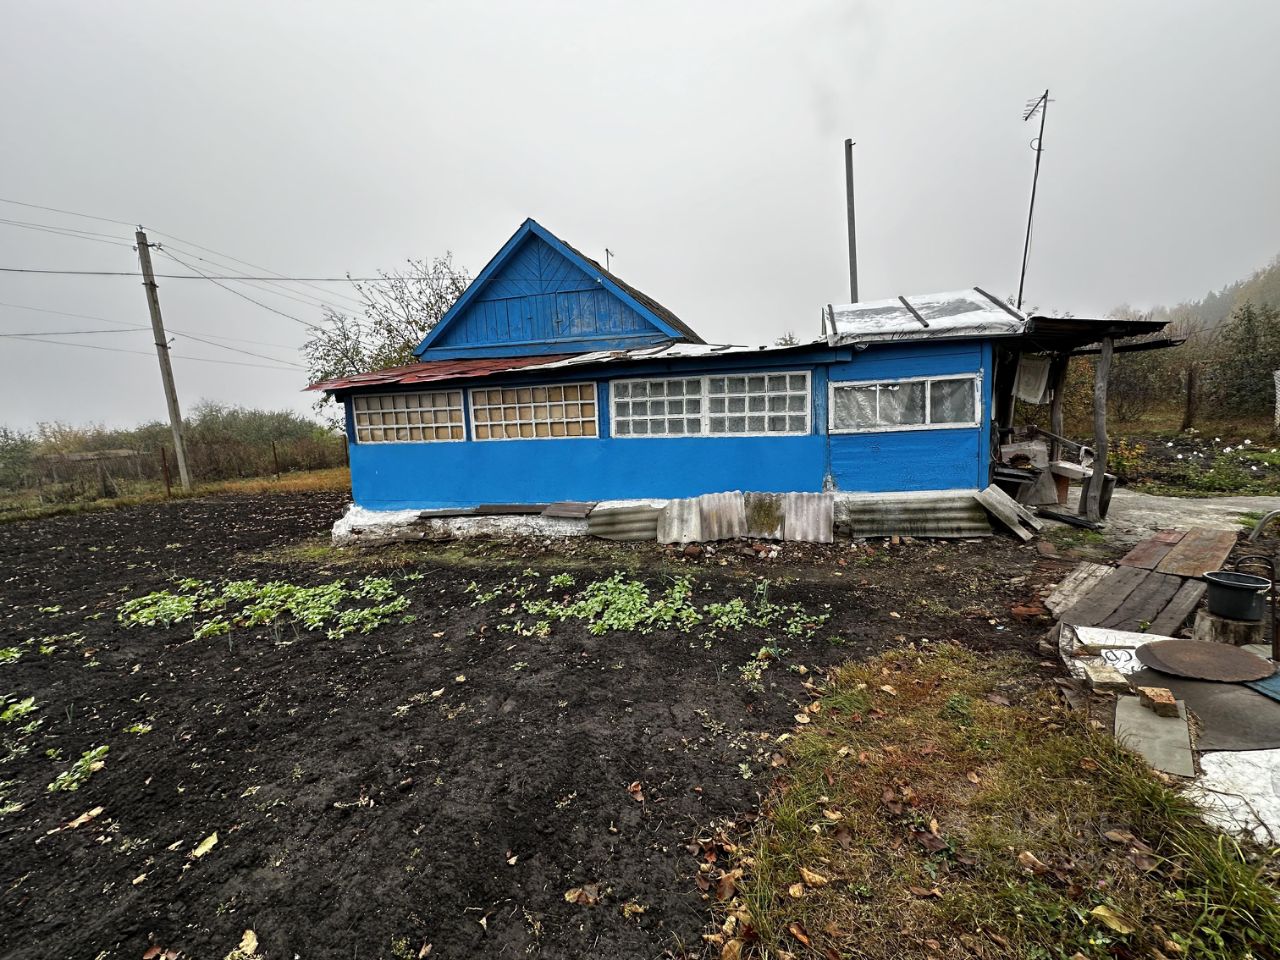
[
  {"xmin": 304, "ymin": 255, "xmax": 470, "ymax": 422},
  {"xmin": 774, "ymin": 331, "xmax": 801, "ymax": 346}
]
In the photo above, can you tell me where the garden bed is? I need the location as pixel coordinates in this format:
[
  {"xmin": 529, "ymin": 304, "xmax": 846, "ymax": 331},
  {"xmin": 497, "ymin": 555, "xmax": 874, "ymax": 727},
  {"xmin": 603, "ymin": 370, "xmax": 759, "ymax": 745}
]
[{"xmin": 0, "ymin": 491, "xmax": 1058, "ymax": 958}]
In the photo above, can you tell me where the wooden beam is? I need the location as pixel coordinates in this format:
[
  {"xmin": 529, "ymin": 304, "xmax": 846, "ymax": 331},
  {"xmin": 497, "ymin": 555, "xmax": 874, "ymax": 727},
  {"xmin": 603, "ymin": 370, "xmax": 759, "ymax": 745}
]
[
  {"xmin": 1082, "ymin": 336, "xmax": 1112, "ymax": 521},
  {"xmin": 1047, "ymin": 352, "xmax": 1071, "ymax": 462}
]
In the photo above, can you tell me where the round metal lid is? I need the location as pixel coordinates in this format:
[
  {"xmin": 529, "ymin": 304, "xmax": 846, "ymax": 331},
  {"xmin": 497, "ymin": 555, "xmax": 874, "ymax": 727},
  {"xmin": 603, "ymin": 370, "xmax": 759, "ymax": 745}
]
[{"xmin": 1135, "ymin": 639, "xmax": 1276, "ymax": 683}]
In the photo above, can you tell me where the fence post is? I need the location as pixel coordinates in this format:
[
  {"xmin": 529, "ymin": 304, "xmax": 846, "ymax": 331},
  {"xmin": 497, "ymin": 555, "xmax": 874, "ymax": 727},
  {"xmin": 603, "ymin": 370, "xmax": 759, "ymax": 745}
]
[
  {"xmin": 271, "ymin": 440, "xmax": 280, "ymax": 479},
  {"xmin": 160, "ymin": 447, "xmax": 172, "ymax": 499}
]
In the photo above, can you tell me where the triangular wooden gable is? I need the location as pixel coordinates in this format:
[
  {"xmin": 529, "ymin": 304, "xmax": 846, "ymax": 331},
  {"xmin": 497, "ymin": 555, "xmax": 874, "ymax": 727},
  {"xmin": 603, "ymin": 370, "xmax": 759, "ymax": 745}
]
[{"xmin": 414, "ymin": 219, "xmax": 697, "ymax": 360}]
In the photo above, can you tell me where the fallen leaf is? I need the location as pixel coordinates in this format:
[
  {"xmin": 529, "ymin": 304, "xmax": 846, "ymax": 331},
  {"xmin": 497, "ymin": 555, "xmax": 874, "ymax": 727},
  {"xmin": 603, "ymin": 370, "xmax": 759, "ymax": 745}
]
[
  {"xmin": 966, "ymin": 771, "xmax": 981, "ymax": 784},
  {"xmin": 879, "ymin": 684, "xmax": 898, "ymax": 696},
  {"xmin": 627, "ymin": 781, "xmax": 644, "ymax": 802},
  {"xmin": 985, "ymin": 693, "xmax": 1011, "ymax": 707},
  {"xmin": 1078, "ymin": 757, "xmax": 1099, "ymax": 772},
  {"xmin": 191, "ymin": 831, "xmax": 218, "ymax": 859},
  {"xmin": 1017, "ymin": 850, "xmax": 1049, "ymax": 874},
  {"xmin": 794, "ymin": 713, "xmax": 811, "ymax": 724},
  {"xmin": 1103, "ymin": 829, "xmax": 1135, "ymax": 844},
  {"xmin": 455, "ymin": 674, "xmax": 466, "ymax": 683},
  {"xmin": 788, "ymin": 882, "xmax": 806, "ymax": 898},
  {"xmin": 799, "ymin": 866, "xmax": 829, "ymax": 887},
  {"xmin": 143, "ymin": 948, "xmax": 162, "ymax": 960},
  {"xmin": 822, "ymin": 808, "xmax": 843, "ymax": 821},
  {"xmin": 419, "ymin": 945, "xmax": 433, "ymax": 958},
  {"xmin": 132, "ymin": 873, "xmax": 147, "ymax": 885},
  {"xmin": 908, "ymin": 885, "xmax": 942, "ymax": 898},
  {"xmin": 833, "ymin": 826, "xmax": 853, "ymax": 849},
  {"xmin": 430, "ymin": 688, "xmax": 445, "ymax": 698},
  {"xmin": 66, "ymin": 806, "xmax": 104, "ymax": 830},
  {"xmin": 565, "ymin": 884, "xmax": 601, "ymax": 906},
  {"xmin": 716, "ymin": 872, "xmax": 738, "ymax": 901},
  {"xmin": 721, "ymin": 939, "xmax": 744, "ymax": 960},
  {"xmin": 1090, "ymin": 904, "xmax": 1136, "ymax": 934},
  {"xmin": 787, "ymin": 921, "xmax": 811, "ymax": 946}
]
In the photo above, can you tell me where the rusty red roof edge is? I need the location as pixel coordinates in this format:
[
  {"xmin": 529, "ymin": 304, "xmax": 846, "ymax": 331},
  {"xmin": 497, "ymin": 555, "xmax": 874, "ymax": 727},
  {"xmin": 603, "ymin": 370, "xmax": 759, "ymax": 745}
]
[{"xmin": 307, "ymin": 354, "xmax": 579, "ymax": 393}]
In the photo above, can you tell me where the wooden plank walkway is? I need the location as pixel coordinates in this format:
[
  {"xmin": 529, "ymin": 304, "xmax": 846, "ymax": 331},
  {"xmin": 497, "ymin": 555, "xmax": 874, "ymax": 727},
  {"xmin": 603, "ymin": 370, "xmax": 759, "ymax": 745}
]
[
  {"xmin": 1118, "ymin": 529, "xmax": 1184, "ymax": 570},
  {"xmin": 1055, "ymin": 523, "xmax": 1233, "ymax": 635},
  {"xmin": 1155, "ymin": 527, "xmax": 1238, "ymax": 578}
]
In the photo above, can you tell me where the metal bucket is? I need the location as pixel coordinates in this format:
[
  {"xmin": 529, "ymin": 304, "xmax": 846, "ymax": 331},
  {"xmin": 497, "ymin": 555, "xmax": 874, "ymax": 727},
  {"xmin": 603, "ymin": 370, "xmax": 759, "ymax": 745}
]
[{"xmin": 1205, "ymin": 570, "xmax": 1271, "ymax": 622}]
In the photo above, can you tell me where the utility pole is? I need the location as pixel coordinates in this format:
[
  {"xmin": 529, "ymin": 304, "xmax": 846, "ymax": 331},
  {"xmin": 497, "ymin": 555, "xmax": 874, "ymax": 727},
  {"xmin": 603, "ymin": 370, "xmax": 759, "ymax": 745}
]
[
  {"xmin": 1016, "ymin": 89, "xmax": 1049, "ymax": 311},
  {"xmin": 844, "ymin": 138, "xmax": 859, "ymax": 302},
  {"xmin": 135, "ymin": 229, "xmax": 192, "ymax": 491}
]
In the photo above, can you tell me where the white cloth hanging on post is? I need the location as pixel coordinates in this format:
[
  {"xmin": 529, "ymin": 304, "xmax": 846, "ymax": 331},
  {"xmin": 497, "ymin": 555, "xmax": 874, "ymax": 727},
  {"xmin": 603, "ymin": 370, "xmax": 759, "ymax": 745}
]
[{"xmin": 1014, "ymin": 354, "xmax": 1052, "ymax": 404}]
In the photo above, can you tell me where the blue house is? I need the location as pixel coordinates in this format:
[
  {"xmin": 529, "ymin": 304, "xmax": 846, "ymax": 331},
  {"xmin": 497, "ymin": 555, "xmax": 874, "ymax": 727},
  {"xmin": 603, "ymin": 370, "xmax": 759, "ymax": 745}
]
[{"xmin": 311, "ymin": 219, "xmax": 1162, "ymax": 513}]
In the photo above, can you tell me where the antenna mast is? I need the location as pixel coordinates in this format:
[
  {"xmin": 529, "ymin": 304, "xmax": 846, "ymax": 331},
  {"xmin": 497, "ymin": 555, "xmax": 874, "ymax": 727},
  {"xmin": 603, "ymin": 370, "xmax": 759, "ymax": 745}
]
[{"xmin": 1016, "ymin": 89, "xmax": 1049, "ymax": 311}]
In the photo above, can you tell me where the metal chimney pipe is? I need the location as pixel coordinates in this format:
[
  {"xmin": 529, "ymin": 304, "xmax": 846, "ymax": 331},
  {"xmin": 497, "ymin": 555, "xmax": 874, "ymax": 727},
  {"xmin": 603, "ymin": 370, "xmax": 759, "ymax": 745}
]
[{"xmin": 844, "ymin": 138, "xmax": 858, "ymax": 302}]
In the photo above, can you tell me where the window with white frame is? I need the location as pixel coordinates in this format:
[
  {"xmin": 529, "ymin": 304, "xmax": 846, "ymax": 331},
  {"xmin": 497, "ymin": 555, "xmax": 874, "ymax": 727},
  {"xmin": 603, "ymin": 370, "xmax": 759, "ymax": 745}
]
[
  {"xmin": 612, "ymin": 377, "xmax": 703, "ymax": 436},
  {"xmin": 352, "ymin": 391, "xmax": 465, "ymax": 443},
  {"xmin": 829, "ymin": 374, "xmax": 979, "ymax": 433},
  {"xmin": 470, "ymin": 383, "xmax": 598, "ymax": 440},
  {"xmin": 612, "ymin": 371, "xmax": 810, "ymax": 437}
]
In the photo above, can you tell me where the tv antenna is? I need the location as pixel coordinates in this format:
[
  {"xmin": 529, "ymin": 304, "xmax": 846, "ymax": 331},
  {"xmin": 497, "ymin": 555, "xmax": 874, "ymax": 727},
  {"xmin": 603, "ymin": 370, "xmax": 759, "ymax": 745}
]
[
  {"xmin": 1016, "ymin": 89, "xmax": 1050, "ymax": 311},
  {"xmin": 604, "ymin": 248, "xmax": 614, "ymax": 272}
]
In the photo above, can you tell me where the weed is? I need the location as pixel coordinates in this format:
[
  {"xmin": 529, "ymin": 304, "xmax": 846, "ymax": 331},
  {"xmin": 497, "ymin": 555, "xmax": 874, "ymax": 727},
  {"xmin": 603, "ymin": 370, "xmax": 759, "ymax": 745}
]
[
  {"xmin": 123, "ymin": 722, "xmax": 153, "ymax": 735},
  {"xmin": 1, "ymin": 697, "xmax": 37, "ymax": 724},
  {"xmin": 0, "ymin": 648, "xmax": 21, "ymax": 665},
  {"xmin": 47, "ymin": 745, "xmax": 108, "ymax": 792}
]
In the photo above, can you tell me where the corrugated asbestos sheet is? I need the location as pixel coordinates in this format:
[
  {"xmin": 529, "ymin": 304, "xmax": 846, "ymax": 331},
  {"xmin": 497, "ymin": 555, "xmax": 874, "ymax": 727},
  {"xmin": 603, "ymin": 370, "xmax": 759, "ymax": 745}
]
[
  {"xmin": 656, "ymin": 498, "xmax": 702, "ymax": 544},
  {"xmin": 587, "ymin": 502, "xmax": 665, "ymax": 541},
  {"xmin": 783, "ymin": 492, "xmax": 834, "ymax": 543},
  {"xmin": 833, "ymin": 491, "xmax": 992, "ymax": 539},
  {"xmin": 745, "ymin": 492, "xmax": 785, "ymax": 540},
  {"xmin": 698, "ymin": 491, "xmax": 746, "ymax": 541}
]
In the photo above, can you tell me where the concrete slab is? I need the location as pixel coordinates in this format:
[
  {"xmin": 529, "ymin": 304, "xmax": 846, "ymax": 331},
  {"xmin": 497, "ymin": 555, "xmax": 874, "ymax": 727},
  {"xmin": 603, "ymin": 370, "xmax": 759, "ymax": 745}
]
[{"xmin": 1114, "ymin": 697, "xmax": 1195, "ymax": 777}]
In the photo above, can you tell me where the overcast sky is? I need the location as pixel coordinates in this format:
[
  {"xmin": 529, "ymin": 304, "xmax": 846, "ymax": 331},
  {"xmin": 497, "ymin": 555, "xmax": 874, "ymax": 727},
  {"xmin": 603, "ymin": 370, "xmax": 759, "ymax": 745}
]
[{"xmin": 3, "ymin": 0, "xmax": 1278, "ymax": 430}]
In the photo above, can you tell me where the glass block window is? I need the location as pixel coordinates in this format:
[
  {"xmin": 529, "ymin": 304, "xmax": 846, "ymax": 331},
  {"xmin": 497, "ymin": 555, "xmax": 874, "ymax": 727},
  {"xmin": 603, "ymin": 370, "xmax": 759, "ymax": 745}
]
[
  {"xmin": 611, "ymin": 371, "xmax": 810, "ymax": 437},
  {"xmin": 352, "ymin": 391, "xmax": 464, "ymax": 443},
  {"xmin": 611, "ymin": 377, "xmax": 703, "ymax": 436},
  {"xmin": 470, "ymin": 383, "xmax": 598, "ymax": 440},
  {"xmin": 830, "ymin": 375, "xmax": 979, "ymax": 433}
]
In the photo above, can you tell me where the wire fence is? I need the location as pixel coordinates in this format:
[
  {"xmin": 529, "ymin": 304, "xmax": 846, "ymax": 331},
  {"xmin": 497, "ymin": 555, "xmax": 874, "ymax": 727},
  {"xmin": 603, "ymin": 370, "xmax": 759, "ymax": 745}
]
[{"xmin": 18, "ymin": 437, "xmax": 347, "ymax": 504}]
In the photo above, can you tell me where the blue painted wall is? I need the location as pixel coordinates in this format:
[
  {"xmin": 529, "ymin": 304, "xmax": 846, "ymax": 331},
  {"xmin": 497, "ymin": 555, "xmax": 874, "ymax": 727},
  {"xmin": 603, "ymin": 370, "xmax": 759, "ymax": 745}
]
[
  {"xmin": 827, "ymin": 341, "xmax": 991, "ymax": 492},
  {"xmin": 341, "ymin": 340, "xmax": 994, "ymax": 509}
]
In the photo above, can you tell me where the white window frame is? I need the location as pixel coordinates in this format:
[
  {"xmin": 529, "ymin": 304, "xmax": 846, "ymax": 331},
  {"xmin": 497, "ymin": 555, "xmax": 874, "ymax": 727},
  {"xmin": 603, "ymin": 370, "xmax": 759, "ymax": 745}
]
[
  {"xmin": 468, "ymin": 382, "xmax": 599, "ymax": 441},
  {"xmin": 828, "ymin": 373, "xmax": 982, "ymax": 435},
  {"xmin": 351, "ymin": 390, "xmax": 467, "ymax": 444},
  {"xmin": 611, "ymin": 370, "xmax": 811, "ymax": 438}
]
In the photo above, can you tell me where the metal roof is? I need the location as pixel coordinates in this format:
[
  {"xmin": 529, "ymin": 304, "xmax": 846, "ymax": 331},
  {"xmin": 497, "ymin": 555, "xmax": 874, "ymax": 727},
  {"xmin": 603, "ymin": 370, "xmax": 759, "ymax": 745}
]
[
  {"xmin": 307, "ymin": 354, "xmax": 575, "ymax": 393},
  {"xmin": 824, "ymin": 288, "xmax": 1026, "ymax": 346},
  {"xmin": 308, "ymin": 341, "xmax": 821, "ymax": 394}
]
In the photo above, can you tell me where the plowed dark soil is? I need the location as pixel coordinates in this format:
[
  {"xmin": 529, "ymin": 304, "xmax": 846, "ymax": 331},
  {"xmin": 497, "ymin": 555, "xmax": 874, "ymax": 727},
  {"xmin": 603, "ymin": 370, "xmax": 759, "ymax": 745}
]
[{"xmin": 0, "ymin": 493, "xmax": 1054, "ymax": 959}]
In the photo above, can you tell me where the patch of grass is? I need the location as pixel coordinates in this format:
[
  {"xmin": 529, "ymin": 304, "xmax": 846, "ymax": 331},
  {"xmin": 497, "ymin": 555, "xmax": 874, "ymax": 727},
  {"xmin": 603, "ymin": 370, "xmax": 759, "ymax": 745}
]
[
  {"xmin": 714, "ymin": 645, "xmax": 1280, "ymax": 959},
  {"xmin": 1238, "ymin": 510, "xmax": 1267, "ymax": 530},
  {"xmin": 0, "ymin": 467, "xmax": 351, "ymax": 524}
]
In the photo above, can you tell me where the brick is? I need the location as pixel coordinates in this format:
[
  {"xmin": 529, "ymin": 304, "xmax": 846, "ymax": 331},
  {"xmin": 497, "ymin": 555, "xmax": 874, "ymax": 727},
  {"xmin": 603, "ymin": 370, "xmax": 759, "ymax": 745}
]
[
  {"xmin": 1137, "ymin": 686, "xmax": 1179, "ymax": 718},
  {"xmin": 1081, "ymin": 659, "xmax": 1130, "ymax": 693}
]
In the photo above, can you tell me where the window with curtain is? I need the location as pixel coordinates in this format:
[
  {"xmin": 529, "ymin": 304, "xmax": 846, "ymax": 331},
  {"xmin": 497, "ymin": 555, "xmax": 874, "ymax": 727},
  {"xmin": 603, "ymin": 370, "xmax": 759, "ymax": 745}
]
[{"xmin": 830, "ymin": 375, "xmax": 978, "ymax": 433}]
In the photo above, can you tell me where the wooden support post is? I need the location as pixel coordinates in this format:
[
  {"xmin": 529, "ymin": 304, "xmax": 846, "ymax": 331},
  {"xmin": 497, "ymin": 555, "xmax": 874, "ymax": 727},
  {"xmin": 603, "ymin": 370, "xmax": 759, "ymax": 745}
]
[
  {"xmin": 160, "ymin": 447, "xmax": 172, "ymax": 499},
  {"xmin": 271, "ymin": 440, "xmax": 280, "ymax": 479},
  {"xmin": 1048, "ymin": 352, "xmax": 1070, "ymax": 462},
  {"xmin": 1082, "ymin": 336, "xmax": 1113, "ymax": 522}
]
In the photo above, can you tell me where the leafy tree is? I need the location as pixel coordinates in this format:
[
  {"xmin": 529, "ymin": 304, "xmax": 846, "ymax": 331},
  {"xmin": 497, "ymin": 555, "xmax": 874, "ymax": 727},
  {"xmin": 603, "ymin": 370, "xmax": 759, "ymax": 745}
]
[
  {"xmin": 0, "ymin": 427, "xmax": 35, "ymax": 490},
  {"xmin": 1203, "ymin": 302, "xmax": 1280, "ymax": 418},
  {"xmin": 303, "ymin": 255, "xmax": 470, "ymax": 421},
  {"xmin": 774, "ymin": 331, "xmax": 801, "ymax": 346}
]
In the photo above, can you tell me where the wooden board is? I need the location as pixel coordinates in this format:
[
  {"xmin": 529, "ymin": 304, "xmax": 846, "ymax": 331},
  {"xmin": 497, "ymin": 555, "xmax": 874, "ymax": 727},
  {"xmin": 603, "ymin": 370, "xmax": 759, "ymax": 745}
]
[
  {"xmin": 1059, "ymin": 565, "xmax": 1151, "ymax": 627},
  {"xmin": 1147, "ymin": 579, "xmax": 1208, "ymax": 636},
  {"xmin": 1152, "ymin": 529, "xmax": 1187, "ymax": 544},
  {"xmin": 1045, "ymin": 562, "xmax": 1112, "ymax": 615},
  {"xmin": 1154, "ymin": 527, "xmax": 1238, "ymax": 578},
  {"xmin": 1101, "ymin": 571, "xmax": 1184, "ymax": 632},
  {"xmin": 542, "ymin": 501, "xmax": 597, "ymax": 519},
  {"xmin": 474, "ymin": 503, "xmax": 548, "ymax": 515},
  {"xmin": 974, "ymin": 486, "xmax": 1034, "ymax": 541},
  {"xmin": 1118, "ymin": 538, "xmax": 1176, "ymax": 570}
]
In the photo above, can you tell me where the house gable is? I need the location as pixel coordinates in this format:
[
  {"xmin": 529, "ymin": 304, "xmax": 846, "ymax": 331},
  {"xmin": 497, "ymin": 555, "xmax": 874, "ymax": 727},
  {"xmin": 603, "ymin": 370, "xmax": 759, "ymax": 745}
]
[{"xmin": 414, "ymin": 219, "xmax": 701, "ymax": 360}]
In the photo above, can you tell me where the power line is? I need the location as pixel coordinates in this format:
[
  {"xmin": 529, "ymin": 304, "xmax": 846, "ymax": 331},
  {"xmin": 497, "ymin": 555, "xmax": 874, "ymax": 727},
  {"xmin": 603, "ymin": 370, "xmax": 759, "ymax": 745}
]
[
  {"xmin": 0, "ymin": 265, "xmax": 392, "ymax": 281},
  {"xmin": 169, "ymin": 329, "xmax": 304, "ymax": 368},
  {"xmin": 0, "ymin": 217, "xmax": 134, "ymax": 247},
  {"xmin": 0, "ymin": 328, "xmax": 145, "ymax": 337},
  {"xmin": 0, "ymin": 196, "xmax": 135, "ymax": 227},
  {"xmin": 149, "ymin": 230, "xmax": 367, "ymax": 309},
  {"xmin": 5, "ymin": 334, "xmax": 303, "ymax": 370},
  {"xmin": 0, "ymin": 299, "xmax": 304, "ymax": 349},
  {"xmin": 156, "ymin": 249, "xmax": 326, "ymax": 332}
]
